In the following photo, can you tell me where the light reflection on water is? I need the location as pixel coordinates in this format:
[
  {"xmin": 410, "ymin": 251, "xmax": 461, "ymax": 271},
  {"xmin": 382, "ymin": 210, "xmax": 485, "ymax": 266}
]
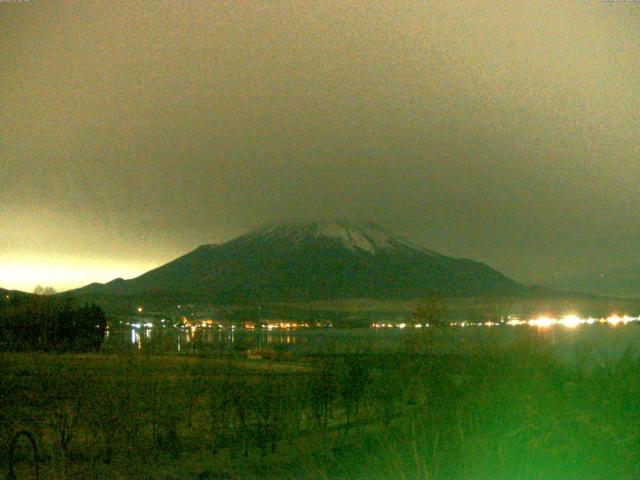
[
  {"xmin": 105, "ymin": 323, "xmax": 640, "ymax": 367},
  {"xmin": 112, "ymin": 326, "xmax": 308, "ymax": 353}
]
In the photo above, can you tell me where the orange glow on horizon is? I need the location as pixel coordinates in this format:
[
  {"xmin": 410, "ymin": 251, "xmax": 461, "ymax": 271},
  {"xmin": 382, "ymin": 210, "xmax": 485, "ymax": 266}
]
[{"xmin": 0, "ymin": 255, "xmax": 158, "ymax": 292}]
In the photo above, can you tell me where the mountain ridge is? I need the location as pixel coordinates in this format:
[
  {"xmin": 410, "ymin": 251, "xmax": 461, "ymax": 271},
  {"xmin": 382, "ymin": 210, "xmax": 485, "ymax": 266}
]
[{"xmin": 71, "ymin": 221, "xmax": 528, "ymax": 302}]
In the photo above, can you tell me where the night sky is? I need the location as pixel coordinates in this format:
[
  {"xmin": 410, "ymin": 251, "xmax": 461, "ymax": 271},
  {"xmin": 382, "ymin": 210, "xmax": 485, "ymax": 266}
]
[{"xmin": 1, "ymin": 1, "xmax": 639, "ymax": 291}]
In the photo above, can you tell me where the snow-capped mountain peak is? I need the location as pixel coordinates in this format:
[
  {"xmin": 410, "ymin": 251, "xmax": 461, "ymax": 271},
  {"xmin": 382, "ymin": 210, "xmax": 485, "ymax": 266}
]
[
  {"xmin": 73, "ymin": 220, "xmax": 526, "ymax": 302},
  {"xmin": 242, "ymin": 221, "xmax": 437, "ymax": 255}
]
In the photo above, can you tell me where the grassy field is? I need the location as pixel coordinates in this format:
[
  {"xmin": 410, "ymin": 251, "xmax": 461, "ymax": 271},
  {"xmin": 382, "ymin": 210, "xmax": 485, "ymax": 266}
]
[{"xmin": 1, "ymin": 333, "xmax": 640, "ymax": 479}]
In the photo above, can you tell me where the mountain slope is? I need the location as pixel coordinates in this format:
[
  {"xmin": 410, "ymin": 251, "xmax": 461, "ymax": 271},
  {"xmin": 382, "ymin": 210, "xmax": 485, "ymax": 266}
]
[
  {"xmin": 0, "ymin": 287, "xmax": 31, "ymax": 301},
  {"xmin": 72, "ymin": 221, "xmax": 528, "ymax": 302}
]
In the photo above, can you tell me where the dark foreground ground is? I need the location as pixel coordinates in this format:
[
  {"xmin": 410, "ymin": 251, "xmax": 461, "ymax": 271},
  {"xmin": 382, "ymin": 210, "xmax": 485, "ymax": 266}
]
[{"xmin": 1, "ymin": 331, "xmax": 640, "ymax": 479}]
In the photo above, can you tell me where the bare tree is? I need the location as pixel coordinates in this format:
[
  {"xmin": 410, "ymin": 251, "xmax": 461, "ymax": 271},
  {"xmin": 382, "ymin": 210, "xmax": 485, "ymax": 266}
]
[{"xmin": 33, "ymin": 286, "xmax": 57, "ymax": 296}]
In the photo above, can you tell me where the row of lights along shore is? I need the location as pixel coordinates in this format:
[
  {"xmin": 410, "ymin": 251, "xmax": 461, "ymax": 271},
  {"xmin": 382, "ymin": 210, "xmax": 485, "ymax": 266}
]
[{"xmin": 371, "ymin": 314, "xmax": 640, "ymax": 330}]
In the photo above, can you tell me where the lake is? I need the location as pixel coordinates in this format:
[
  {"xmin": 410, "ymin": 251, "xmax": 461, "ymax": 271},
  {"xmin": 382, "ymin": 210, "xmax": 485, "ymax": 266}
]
[{"xmin": 104, "ymin": 321, "xmax": 640, "ymax": 368}]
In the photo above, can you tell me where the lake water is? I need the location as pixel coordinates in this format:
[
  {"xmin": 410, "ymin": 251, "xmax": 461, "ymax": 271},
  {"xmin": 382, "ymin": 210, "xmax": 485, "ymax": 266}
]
[{"xmin": 105, "ymin": 323, "xmax": 640, "ymax": 368}]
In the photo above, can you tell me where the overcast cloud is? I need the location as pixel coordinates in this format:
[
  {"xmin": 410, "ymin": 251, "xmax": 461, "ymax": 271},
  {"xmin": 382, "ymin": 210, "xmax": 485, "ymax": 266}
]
[{"xmin": 1, "ymin": 1, "xmax": 639, "ymax": 290}]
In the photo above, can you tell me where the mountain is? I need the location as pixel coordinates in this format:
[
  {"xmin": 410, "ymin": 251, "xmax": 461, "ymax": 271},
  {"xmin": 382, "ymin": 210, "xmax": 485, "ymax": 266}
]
[{"xmin": 72, "ymin": 221, "xmax": 528, "ymax": 303}]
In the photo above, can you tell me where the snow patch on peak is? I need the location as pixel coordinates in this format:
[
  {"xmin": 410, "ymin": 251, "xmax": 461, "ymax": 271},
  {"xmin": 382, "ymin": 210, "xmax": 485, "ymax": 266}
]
[
  {"xmin": 316, "ymin": 222, "xmax": 391, "ymax": 253},
  {"xmin": 246, "ymin": 221, "xmax": 437, "ymax": 256}
]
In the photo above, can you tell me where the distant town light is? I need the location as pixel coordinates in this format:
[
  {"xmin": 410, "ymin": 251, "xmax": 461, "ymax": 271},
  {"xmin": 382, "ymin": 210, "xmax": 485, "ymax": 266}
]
[
  {"xmin": 558, "ymin": 315, "xmax": 582, "ymax": 329},
  {"xmin": 606, "ymin": 315, "xmax": 634, "ymax": 326},
  {"xmin": 527, "ymin": 317, "xmax": 556, "ymax": 328}
]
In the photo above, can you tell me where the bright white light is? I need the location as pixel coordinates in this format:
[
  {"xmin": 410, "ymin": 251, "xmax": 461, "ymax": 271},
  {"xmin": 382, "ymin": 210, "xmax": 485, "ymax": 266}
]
[
  {"xmin": 528, "ymin": 317, "xmax": 556, "ymax": 328},
  {"xmin": 606, "ymin": 315, "xmax": 637, "ymax": 326},
  {"xmin": 558, "ymin": 315, "xmax": 582, "ymax": 329},
  {"xmin": 607, "ymin": 315, "xmax": 624, "ymax": 326}
]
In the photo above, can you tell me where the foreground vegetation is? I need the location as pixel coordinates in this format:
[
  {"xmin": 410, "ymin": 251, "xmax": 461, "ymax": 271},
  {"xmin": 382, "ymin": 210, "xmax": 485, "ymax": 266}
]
[{"xmin": 1, "ymin": 333, "xmax": 640, "ymax": 479}]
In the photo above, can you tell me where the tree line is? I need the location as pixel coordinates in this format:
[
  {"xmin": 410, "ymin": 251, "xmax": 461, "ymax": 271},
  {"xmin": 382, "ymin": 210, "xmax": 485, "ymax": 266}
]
[{"xmin": 0, "ymin": 293, "xmax": 106, "ymax": 351}]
